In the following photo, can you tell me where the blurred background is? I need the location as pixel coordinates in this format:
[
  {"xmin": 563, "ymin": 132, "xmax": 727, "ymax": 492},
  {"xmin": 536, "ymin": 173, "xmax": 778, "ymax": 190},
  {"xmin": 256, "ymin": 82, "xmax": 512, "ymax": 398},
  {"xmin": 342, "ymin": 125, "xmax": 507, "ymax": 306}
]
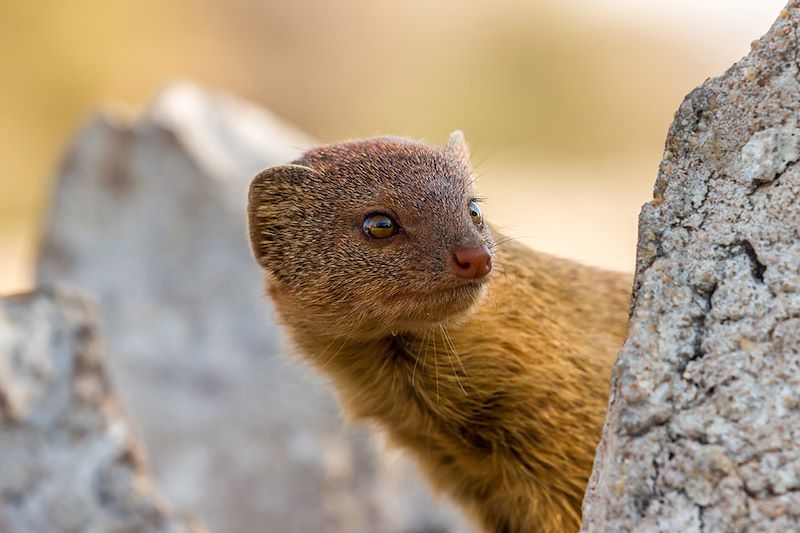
[
  {"xmin": 0, "ymin": 0, "xmax": 787, "ymax": 290},
  {"xmin": 0, "ymin": 2, "xmax": 792, "ymax": 532}
]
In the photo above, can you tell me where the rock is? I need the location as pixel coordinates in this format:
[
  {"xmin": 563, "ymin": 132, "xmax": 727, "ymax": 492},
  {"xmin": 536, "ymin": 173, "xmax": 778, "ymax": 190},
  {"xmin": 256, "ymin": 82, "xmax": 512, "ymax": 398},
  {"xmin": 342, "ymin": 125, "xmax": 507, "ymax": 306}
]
[
  {"xmin": 37, "ymin": 82, "xmax": 467, "ymax": 532},
  {"xmin": 0, "ymin": 286, "xmax": 202, "ymax": 533},
  {"xmin": 582, "ymin": 2, "xmax": 800, "ymax": 531}
]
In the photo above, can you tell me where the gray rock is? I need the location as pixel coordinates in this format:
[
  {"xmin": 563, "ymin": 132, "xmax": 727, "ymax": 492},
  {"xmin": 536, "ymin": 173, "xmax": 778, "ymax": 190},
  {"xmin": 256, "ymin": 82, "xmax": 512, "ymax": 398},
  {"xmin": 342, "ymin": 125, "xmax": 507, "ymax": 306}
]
[
  {"xmin": 0, "ymin": 286, "xmax": 202, "ymax": 533},
  {"xmin": 583, "ymin": 2, "xmax": 800, "ymax": 531},
  {"xmin": 37, "ymin": 82, "xmax": 467, "ymax": 533}
]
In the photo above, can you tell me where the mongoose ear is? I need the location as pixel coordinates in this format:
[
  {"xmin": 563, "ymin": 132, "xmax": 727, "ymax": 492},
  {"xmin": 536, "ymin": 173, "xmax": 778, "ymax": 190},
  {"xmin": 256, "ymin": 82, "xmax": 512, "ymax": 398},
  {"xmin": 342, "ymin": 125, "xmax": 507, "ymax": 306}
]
[
  {"xmin": 445, "ymin": 130, "xmax": 470, "ymax": 164},
  {"xmin": 247, "ymin": 164, "xmax": 316, "ymax": 268}
]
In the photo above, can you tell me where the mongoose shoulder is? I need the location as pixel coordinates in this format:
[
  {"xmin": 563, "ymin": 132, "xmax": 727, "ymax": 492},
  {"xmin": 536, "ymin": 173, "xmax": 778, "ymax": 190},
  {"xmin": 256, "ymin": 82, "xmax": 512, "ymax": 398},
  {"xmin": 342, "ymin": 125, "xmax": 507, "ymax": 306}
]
[{"xmin": 247, "ymin": 132, "xmax": 631, "ymax": 533}]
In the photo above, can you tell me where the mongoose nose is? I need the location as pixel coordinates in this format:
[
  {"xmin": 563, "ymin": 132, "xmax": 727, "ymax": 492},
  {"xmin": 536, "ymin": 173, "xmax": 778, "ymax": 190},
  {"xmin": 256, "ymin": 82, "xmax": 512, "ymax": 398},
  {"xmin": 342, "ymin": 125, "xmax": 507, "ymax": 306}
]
[{"xmin": 451, "ymin": 245, "xmax": 492, "ymax": 279}]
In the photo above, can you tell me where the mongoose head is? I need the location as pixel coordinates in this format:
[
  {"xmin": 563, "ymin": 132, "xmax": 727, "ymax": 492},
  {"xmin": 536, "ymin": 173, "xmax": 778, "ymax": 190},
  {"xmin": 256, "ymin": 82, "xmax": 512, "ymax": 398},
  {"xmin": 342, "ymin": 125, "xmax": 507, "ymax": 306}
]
[{"xmin": 248, "ymin": 131, "xmax": 494, "ymax": 339}]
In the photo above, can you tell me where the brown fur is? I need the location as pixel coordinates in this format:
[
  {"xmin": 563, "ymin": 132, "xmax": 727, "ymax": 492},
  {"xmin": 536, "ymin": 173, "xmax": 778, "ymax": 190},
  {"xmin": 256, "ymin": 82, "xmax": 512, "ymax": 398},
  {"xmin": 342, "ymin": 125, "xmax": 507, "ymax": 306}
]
[{"xmin": 247, "ymin": 133, "xmax": 630, "ymax": 532}]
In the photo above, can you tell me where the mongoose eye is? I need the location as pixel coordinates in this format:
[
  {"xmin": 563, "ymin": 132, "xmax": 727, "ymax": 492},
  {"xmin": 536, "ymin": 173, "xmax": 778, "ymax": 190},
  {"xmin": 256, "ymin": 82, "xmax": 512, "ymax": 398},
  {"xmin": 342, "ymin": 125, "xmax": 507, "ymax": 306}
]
[
  {"xmin": 363, "ymin": 213, "xmax": 399, "ymax": 239},
  {"xmin": 468, "ymin": 200, "xmax": 484, "ymax": 228}
]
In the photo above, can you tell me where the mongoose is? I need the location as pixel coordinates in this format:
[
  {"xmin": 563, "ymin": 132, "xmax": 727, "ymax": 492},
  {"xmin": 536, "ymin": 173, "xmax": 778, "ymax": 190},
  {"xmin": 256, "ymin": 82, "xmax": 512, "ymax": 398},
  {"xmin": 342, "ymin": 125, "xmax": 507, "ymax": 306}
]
[{"xmin": 247, "ymin": 132, "xmax": 631, "ymax": 532}]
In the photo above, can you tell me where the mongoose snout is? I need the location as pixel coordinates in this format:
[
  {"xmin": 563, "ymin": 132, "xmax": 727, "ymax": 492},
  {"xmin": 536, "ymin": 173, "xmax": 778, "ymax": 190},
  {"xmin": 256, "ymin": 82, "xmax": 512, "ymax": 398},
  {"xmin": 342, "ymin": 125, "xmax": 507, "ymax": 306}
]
[{"xmin": 451, "ymin": 244, "xmax": 492, "ymax": 279}]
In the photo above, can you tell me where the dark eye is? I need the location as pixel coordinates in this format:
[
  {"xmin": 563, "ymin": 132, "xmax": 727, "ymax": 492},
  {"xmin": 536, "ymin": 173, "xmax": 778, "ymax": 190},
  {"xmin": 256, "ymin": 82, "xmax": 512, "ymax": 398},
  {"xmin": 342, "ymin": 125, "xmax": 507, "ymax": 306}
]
[
  {"xmin": 468, "ymin": 200, "xmax": 483, "ymax": 227},
  {"xmin": 363, "ymin": 213, "xmax": 399, "ymax": 239}
]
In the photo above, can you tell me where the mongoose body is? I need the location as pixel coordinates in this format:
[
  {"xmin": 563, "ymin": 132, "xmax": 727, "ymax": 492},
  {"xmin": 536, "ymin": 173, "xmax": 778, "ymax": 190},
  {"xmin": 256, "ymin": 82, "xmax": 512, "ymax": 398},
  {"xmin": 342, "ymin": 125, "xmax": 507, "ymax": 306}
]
[{"xmin": 247, "ymin": 133, "xmax": 630, "ymax": 532}]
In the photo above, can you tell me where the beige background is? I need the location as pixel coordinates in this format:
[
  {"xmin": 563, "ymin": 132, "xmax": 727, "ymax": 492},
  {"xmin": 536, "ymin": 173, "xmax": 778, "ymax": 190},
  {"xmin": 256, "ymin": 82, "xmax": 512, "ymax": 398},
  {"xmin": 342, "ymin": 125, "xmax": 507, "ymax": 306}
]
[{"xmin": 0, "ymin": 0, "xmax": 787, "ymax": 292}]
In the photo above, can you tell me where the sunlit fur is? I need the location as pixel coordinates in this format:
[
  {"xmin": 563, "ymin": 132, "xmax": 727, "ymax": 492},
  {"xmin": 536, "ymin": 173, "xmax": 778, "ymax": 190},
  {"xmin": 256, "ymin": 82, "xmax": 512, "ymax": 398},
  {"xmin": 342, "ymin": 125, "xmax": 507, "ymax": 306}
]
[{"xmin": 248, "ymin": 133, "xmax": 631, "ymax": 533}]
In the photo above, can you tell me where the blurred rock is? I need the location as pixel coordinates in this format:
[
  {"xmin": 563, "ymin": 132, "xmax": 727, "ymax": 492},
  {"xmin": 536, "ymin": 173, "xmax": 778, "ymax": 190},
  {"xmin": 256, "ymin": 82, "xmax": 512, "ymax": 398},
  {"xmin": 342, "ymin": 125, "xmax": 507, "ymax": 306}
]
[
  {"xmin": 0, "ymin": 286, "xmax": 201, "ymax": 533},
  {"xmin": 37, "ymin": 82, "xmax": 468, "ymax": 533},
  {"xmin": 583, "ymin": 3, "xmax": 800, "ymax": 531}
]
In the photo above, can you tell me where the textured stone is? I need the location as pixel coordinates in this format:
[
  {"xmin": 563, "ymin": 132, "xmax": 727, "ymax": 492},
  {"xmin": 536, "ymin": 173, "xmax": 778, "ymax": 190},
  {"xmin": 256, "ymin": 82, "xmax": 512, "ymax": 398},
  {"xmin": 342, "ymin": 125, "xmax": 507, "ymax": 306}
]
[
  {"xmin": 583, "ymin": 2, "xmax": 800, "ymax": 531},
  {"xmin": 0, "ymin": 286, "xmax": 201, "ymax": 533},
  {"xmin": 37, "ymin": 83, "xmax": 467, "ymax": 532}
]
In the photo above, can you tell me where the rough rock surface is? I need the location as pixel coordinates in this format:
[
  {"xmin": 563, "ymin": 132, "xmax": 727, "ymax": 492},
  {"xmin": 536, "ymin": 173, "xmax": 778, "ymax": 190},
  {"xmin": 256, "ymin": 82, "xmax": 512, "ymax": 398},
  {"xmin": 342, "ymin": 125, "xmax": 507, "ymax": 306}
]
[
  {"xmin": 37, "ymin": 83, "xmax": 467, "ymax": 533},
  {"xmin": 583, "ymin": 3, "xmax": 800, "ymax": 531},
  {"xmin": 0, "ymin": 286, "xmax": 201, "ymax": 533}
]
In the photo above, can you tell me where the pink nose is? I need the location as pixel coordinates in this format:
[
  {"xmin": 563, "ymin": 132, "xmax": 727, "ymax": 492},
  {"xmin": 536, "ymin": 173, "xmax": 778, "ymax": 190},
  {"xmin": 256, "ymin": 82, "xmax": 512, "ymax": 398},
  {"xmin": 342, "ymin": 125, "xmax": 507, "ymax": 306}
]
[{"xmin": 451, "ymin": 245, "xmax": 492, "ymax": 279}]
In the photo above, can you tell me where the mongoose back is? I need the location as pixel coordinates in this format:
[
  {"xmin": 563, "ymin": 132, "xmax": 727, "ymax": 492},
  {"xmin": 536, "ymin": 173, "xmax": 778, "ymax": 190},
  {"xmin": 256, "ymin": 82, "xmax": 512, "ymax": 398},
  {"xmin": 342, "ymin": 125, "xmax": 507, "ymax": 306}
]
[{"xmin": 247, "ymin": 132, "xmax": 631, "ymax": 532}]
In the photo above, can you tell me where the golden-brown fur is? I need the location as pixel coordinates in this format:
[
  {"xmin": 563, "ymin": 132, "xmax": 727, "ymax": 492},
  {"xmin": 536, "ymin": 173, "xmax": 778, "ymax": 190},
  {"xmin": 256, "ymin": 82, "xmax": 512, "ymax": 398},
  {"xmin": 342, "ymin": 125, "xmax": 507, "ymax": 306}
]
[{"xmin": 247, "ymin": 133, "xmax": 630, "ymax": 532}]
